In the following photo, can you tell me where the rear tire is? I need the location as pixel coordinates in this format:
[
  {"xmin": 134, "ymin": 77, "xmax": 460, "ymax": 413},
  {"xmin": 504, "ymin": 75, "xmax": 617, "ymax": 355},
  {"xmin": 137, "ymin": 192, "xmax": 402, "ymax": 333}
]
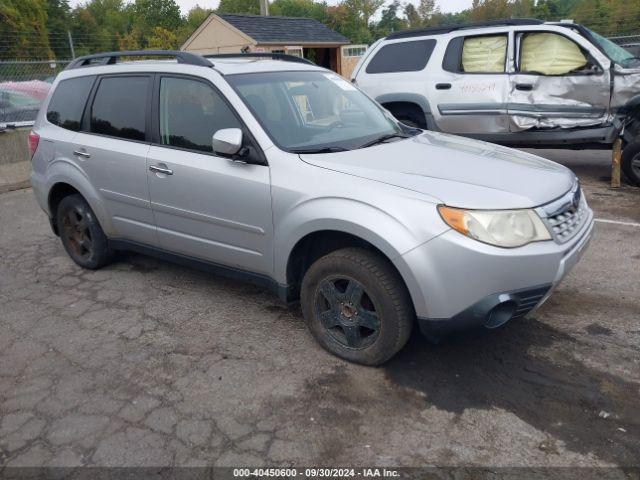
[
  {"xmin": 300, "ymin": 248, "xmax": 413, "ymax": 366},
  {"xmin": 56, "ymin": 194, "xmax": 113, "ymax": 269},
  {"xmin": 621, "ymin": 141, "xmax": 640, "ymax": 187}
]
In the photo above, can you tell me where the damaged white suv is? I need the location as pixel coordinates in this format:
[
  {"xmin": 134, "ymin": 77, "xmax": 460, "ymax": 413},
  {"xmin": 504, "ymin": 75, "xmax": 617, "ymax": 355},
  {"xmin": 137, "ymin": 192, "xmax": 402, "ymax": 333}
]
[{"xmin": 352, "ymin": 19, "xmax": 640, "ymax": 185}]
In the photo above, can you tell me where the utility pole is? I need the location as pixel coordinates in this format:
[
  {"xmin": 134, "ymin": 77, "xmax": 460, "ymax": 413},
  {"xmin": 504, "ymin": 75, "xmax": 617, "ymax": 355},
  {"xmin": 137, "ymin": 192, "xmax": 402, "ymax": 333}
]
[
  {"xmin": 67, "ymin": 31, "xmax": 76, "ymax": 59},
  {"xmin": 260, "ymin": 0, "xmax": 269, "ymax": 16}
]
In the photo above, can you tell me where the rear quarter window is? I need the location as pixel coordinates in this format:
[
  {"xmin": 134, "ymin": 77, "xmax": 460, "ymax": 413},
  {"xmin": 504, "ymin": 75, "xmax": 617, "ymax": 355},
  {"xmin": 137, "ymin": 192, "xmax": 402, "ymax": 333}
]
[
  {"xmin": 46, "ymin": 76, "xmax": 95, "ymax": 131},
  {"xmin": 365, "ymin": 39, "xmax": 436, "ymax": 74}
]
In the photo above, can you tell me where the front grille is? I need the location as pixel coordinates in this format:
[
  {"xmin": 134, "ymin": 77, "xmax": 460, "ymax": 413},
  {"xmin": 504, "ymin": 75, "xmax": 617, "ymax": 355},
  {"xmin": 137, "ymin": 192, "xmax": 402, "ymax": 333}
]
[
  {"xmin": 539, "ymin": 182, "xmax": 588, "ymax": 244},
  {"xmin": 547, "ymin": 195, "xmax": 587, "ymax": 242}
]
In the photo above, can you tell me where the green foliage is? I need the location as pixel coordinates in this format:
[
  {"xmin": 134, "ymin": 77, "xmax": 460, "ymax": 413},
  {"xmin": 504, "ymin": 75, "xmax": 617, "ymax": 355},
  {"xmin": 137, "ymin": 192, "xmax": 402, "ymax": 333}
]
[
  {"xmin": 374, "ymin": 1, "xmax": 407, "ymax": 37},
  {"xmin": 270, "ymin": 0, "xmax": 329, "ymax": 22},
  {"xmin": 147, "ymin": 26, "xmax": 179, "ymax": 49},
  {"xmin": 46, "ymin": 0, "xmax": 72, "ymax": 57},
  {"xmin": 3, "ymin": 0, "xmax": 640, "ymax": 61},
  {"xmin": 0, "ymin": 0, "xmax": 51, "ymax": 59},
  {"xmin": 132, "ymin": 0, "xmax": 182, "ymax": 32},
  {"xmin": 404, "ymin": 3, "xmax": 421, "ymax": 29},
  {"xmin": 217, "ymin": 0, "xmax": 261, "ymax": 15}
]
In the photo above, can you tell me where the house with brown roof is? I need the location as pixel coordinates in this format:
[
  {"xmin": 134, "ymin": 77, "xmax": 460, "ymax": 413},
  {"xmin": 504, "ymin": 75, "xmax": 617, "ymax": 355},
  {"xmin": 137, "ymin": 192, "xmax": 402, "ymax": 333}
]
[{"xmin": 181, "ymin": 13, "xmax": 366, "ymax": 77}]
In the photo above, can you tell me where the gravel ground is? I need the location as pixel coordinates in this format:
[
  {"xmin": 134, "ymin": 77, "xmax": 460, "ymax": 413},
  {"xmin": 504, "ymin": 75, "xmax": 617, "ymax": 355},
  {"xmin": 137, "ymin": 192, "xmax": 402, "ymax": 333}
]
[{"xmin": 0, "ymin": 149, "xmax": 638, "ymax": 470}]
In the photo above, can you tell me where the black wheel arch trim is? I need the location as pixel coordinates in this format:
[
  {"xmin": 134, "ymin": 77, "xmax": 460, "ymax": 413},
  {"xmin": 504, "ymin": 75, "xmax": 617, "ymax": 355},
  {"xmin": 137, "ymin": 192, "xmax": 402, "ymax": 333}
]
[{"xmin": 376, "ymin": 93, "xmax": 432, "ymax": 114}]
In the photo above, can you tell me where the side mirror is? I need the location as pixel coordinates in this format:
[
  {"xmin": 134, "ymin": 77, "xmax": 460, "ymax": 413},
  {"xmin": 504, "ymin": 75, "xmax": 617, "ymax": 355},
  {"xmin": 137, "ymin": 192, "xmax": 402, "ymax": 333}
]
[{"xmin": 212, "ymin": 128, "xmax": 243, "ymax": 156}]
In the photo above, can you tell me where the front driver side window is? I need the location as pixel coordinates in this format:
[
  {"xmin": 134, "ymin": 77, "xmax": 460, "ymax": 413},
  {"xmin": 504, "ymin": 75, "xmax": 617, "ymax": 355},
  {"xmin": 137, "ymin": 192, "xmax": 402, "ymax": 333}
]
[
  {"xmin": 519, "ymin": 32, "xmax": 590, "ymax": 75},
  {"xmin": 159, "ymin": 76, "xmax": 242, "ymax": 153}
]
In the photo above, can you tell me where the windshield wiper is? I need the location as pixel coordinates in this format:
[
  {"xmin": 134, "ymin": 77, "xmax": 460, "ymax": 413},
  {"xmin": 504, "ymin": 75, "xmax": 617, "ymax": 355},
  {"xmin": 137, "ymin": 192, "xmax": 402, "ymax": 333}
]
[
  {"xmin": 291, "ymin": 146, "xmax": 349, "ymax": 154},
  {"xmin": 358, "ymin": 133, "xmax": 410, "ymax": 149}
]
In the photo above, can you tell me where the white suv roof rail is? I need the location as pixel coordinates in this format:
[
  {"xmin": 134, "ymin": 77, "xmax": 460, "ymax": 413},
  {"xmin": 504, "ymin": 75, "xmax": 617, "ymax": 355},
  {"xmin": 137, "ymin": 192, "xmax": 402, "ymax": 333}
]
[{"xmin": 386, "ymin": 18, "xmax": 544, "ymax": 40}]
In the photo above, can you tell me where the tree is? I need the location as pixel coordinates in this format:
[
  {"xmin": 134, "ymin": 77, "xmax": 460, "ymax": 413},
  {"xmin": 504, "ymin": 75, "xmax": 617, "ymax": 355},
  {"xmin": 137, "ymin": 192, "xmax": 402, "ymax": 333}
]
[
  {"xmin": 0, "ymin": 0, "xmax": 52, "ymax": 59},
  {"xmin": 374, "ymin": 0, "xmax": 406, "ymax": 36},
  {"xmin": 327, "ymin": 0, "xmax": 382, "ymax": 43},
  {"xmin": 216, "ymin": 0, "xmax": 261, "ymax": 15},
  {"xmin": 417, "ymin": 0, "xmax": 439, "ymax": 25},
  {"xmin": 510, "ymin": 0, "xmax": 533, "ymax": 17},
  {"xmin": 45, "ymin": 0, "xmax": 72, "ymax": 58},
  {"xmin": 570, "ymin": 0, "xmax": 615, "ymax": 34},
  {"xmin": 404, "ymin": 3, "xmax": 421, "ymax": 30},
  {"xmin": 71, "ymin": 6, "xmax": 113, "ymax": 55},
  {"xmin": 270, "ymin": 0, "xmax": 329, "ymax": 22},
  {"xmin": 185, "ymin": 5, "xmax": 212, "ymax": 28},
  {"xmin": 131, "ymin": 0, "xmax": 182, "ymax": 38},
  {"xmin": 147, "ymin": 26, "xmax": 178, "ymax": 48},
  {"xmin": 119, "ymin": 26, "xmax": 143, "ymax": 50},
  {"xmin": 346, "ymin": 0, "xmax": 384, "ymax": 28},
  {"xmin": 326, "ymin": 1, "xmax": 373, "ymax": 44},
  {"xmin": 468, "ymin": 0, "xmax": 510, "ymax": 22},
  {"xmin": 70, "ymin": 0, "xmax": 132, "ymax": 55}
]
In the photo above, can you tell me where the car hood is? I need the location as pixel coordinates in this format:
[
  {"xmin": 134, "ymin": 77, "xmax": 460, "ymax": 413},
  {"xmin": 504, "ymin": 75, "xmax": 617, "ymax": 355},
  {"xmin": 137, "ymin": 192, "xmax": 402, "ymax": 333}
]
[{"xmin": 300, "ymin": 131, "xmax": 574, "ymax": 209}]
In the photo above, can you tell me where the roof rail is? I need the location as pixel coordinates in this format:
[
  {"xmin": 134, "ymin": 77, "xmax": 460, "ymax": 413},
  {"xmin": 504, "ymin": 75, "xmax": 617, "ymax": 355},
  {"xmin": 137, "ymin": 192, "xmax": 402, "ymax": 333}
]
[
  {"xmin": 386, "ymin": 18, "xmax": 544, "ymax": 40},
  {"xmin": 204, "ymin": 53, "xmax": 314, "ymax": 65},
  {"xmin": 65, "ymin": 50, "xmax": 212, "ymax": 69}
]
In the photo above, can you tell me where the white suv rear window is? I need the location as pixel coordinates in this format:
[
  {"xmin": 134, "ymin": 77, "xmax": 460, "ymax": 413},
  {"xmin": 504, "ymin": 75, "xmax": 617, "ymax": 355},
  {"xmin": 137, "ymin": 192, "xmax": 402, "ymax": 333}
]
[{"xmin": 365, "ymin": 39, "xmax": 436, "ymax": 74}]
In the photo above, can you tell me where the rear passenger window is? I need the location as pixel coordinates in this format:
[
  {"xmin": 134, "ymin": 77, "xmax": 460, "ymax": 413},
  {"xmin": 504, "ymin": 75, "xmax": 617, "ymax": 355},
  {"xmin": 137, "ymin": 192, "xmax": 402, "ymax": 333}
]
[
  {"xmin": 47, "ymin": 76, "xmax": 94, "ymax": 131},
  {"xmin": 366, "ymin": 39, "xmax": 436, "ymax": 74},
  {"xmin": 158, "ymin": 77, "xmax": 242, "ymax": 153},
  {"xmin": 90, "ymin": 76, "xmax": 148, "ymax": 141},
  {"xmin": 443, "ymin": 34, "xmax": 507, "ymax": 73},
  {"xmin": 461, "ymin": 35, "xmax": 507, "ymax": 73}
]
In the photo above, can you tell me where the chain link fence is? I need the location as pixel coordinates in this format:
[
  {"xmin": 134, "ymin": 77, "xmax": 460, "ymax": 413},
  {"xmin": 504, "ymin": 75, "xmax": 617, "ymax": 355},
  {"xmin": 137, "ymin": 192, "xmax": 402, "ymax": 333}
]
[{"xmin": 0, "ymin": 60, "xmax": 70, "ymax": 128}]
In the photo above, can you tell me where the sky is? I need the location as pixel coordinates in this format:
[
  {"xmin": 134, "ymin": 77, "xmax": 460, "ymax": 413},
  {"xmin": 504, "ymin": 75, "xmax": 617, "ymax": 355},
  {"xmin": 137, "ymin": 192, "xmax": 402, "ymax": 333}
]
[{"xmin": 67, "ymin": 0, "xmax": 475, "ymax": 16}]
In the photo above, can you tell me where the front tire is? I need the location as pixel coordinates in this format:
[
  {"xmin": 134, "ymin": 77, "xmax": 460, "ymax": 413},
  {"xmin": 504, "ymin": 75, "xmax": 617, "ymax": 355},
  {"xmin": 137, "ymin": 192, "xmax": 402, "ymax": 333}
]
[
  {"xmin": 300, "ymin": 248, "xmax": 413, "ymax": 366},
  {"xmin": 622, "ymin": 141, "xmax": 640, "ymax": 187},
  {"xmin": 56, "ymin": 194, "xmax": 113, "ymax": 269}
]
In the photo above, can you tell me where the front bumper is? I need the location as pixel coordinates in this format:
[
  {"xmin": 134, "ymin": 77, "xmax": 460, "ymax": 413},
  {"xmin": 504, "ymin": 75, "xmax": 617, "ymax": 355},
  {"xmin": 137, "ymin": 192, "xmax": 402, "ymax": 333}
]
[
  {"xmin": 395, "ymin": 206, "xmax": 594, "ymax": 335},
  {"xmin": 418, "ymin": 284, "xmax": 551, "ymax": 336}
]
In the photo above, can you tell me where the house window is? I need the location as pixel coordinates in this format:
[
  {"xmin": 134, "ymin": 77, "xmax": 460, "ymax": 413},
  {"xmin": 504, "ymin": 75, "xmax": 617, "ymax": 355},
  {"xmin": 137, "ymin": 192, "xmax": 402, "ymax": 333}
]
[
  {"xmin": 271, "ymin": 49, "xmax": 286, "ymax": 54},
  {"xmin": 343, "ymin": 46, "xmax": 367, "ymax": 57},
  {"xmin": 286, "ymin": 48, "xmax": 303, "ymax": 58}
]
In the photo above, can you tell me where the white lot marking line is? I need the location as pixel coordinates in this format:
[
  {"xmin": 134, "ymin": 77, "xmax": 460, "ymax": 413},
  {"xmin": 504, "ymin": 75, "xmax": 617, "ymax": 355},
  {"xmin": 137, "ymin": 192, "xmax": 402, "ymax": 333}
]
[{"xmin": 595, "ymin": 218, "xmax": 640, "ymax": 228}]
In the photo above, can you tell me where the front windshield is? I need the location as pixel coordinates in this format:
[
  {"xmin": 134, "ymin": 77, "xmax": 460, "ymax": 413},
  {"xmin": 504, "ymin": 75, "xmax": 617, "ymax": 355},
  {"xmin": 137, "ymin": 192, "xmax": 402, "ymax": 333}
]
[
  {"xmin": 586, "ymin": 28, "xmax": 638, "ymax": 67},
  {"xmin": 227, "ymin": 71, "xmax": 405, "ymax": 152}
]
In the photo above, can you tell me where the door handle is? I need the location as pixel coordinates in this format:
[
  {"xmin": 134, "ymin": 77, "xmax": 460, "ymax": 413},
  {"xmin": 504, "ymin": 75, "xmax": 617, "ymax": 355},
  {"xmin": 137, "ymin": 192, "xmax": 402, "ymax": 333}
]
[
  {"xmin": 73, "ymin": 150, "xmax": 91, "ymax": 158},
  {"xmin": 515, "ymin": 83, "xmax": 533, "ymax": 91},
  {"xmin": 149, "ymin": 164, "xmax": 173, "ymax": 175},
  {"xmin": 435, "ymin": 83, "xmax": 452, "ymax": 90}
]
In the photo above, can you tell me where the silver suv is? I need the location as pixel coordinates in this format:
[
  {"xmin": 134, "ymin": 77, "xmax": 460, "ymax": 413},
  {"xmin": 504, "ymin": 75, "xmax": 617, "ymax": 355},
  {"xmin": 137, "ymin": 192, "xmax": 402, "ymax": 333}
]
[
  {"xmin": 30, "ymin": 50, "xmax": 593, "ymax": 365},
  {"xmin": 352, "ymin": 19, "xmax": 640, "ymax": 186}
]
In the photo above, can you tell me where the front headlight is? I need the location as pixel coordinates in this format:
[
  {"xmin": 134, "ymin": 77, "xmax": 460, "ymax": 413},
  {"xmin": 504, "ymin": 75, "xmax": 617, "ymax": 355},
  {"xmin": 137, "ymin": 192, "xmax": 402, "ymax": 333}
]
[{"xmin": 438, "ymin": 205, "xmax": 551, "ymax": 248}]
